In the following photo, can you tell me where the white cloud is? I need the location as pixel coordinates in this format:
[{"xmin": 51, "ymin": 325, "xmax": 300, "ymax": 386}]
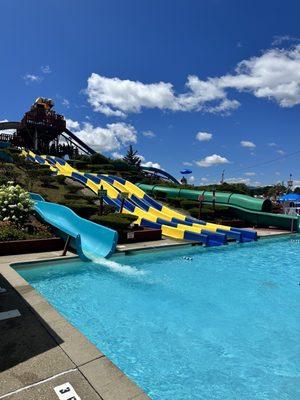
[
  {"xmin": 196, "ymin": 131, "xmax": 212, "ymax": 142},
  {"xmin": 142, "ymin": 130, "xmax": 156, "ymax": 138},
  {"xmin": 196, "ymin": 154, "xmax": 230, "ymax": 168},
  {"xmin": 183, "ymin": 161, "xmax": 193, "ymax": 166},
  {"xmin": 188, "ymin": 175, "xmax": 195, "ymax": 183},
  {"xmin": 41, "ymin": 65, "xmax": 51, "ymax": 74},
  {"xmin": 226, "ymin": 177, "xmax": 251, "ymax": 184},
  {"xmin": 245, "ymin": 172, "xmax": 256, "ymax": 176},
  {"xmin": 200, "ymin": 177, "xmax": 208, "ymax": 182},
  {"xmin": 142, "ymin": 161, "xmax": 161, "ymax": 169},
  {"xmin": 66, "ymin": 119, "xmax": 80, "ymax": 131},
  {"xmin": 272, "ymin": 35, "xmax": 300, "ymax": 46},
  {"xmin": 241, "ymin": 140, "xmax": 256, "ymax": 148},
  {"xmin": 22, "ymin": 74, "xmax": 42, "ymax": 84},
  {"xmin": 111, "ymin": 152, "xmax": 124, "ymax": 159},
  {"xmin": 275, "ymin": 171, "xmax": 281, "ymax": 176},
  {"xmin": 277, "ymin": 149, "xmax": 285, "ymax": 155},
  {"xmin": 138, "ymin": 154, "xmax": 161, "ymax": 169},
  {"xmin": 66, "ymin": 119, "xmax": 137, "ymax": 152},
  {"xmin": 268, "ymin": 142, "xmax": 277, "ymax": 147},
  {"xmin": 86, "ymin": 45, "xmax": 300, "ymax": 117}
]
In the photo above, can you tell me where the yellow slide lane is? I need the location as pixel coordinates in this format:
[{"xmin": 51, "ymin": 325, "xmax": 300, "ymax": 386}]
[{"xmin": 107, "ymin": 175, "xmax": 230, "ymax": 234}]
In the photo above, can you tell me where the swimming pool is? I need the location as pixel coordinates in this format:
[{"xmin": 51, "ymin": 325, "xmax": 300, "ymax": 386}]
[{"xmin": 17, "ymin": 237, "xmax": 300, "ymax": 399}]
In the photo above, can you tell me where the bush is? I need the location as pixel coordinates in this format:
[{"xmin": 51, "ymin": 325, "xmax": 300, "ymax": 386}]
[
  {"xmin": 25, "ymin": 219, "xmax": 53, "ymax": 238},
  {"xmin": 63, "ymin": 201, "xmax": 98, "ymax": 218},
  {"xmin": 101, "ymin": 204, "xmax": 117, "ymax": 215},
  {"xmin": 111, "ymin": 160, "xmax": 132, "ymax": 171},
  {"xmin": 180, "ymin": 200, "xmax": 200, "ymax": 210},
  {"xmin": 67, "ymin": 185, "xmax": 82, "ymax": 194},
  {"xmin": 55, "ymin": 175, "xmax": 66, "ymax": 185},
  {"xmin": 39, "ymin": 175, "xmax": 57, "ymax": 188},
  {"xmin": 90, "ymin": 153, "xmax": 110, "ymax": 165},
  {"xmin": 63, "ymin": 193, "xmax": 82, "ymax": 201},
  {"xmin": 0, "ymin": 221, "xmax": 27, "ymax": 241},
  {"xmin": 90, "ymin": 213, "xmax": 138, "ymax": 231},
  {"xmin": 73, "ymin": 160, "xmax": 89, "ymax": 170},
  {"xmin": 167, "ymin": 197, "xmax": 182, "ymax": 207},
  {"xmin": 0, "ymin": 183, "xmax": 33, "ymax": 225}
]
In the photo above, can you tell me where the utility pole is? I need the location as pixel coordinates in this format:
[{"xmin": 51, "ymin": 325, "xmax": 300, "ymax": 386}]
[
  {"xmin": 220, "ymin": 169, "xmax": 225, "ymax": 184},
  {"xmin": 287, "ymin": 173, "xmax": 293, "ymax": 193}
]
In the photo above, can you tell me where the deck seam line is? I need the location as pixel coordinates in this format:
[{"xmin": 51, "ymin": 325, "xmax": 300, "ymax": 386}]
[{"xmin": 0, "ymin": 368, "xmax": 77, "ymax": 399}]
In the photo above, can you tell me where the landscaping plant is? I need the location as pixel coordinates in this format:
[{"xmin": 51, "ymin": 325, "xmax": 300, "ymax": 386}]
[{"xmin": 0, "ymin": 182, "xmax": 33, "ymax": 225}]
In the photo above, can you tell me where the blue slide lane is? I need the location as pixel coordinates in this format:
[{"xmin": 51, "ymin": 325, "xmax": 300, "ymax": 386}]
[{"xmin": 30, "ymin": 194, "xmax": 118, "ymax": 260}]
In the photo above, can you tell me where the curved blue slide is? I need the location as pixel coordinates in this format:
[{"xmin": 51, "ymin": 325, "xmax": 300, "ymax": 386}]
[{"xmin": 30, "ymin": 193, "xmax": 118, "ymax": 261}]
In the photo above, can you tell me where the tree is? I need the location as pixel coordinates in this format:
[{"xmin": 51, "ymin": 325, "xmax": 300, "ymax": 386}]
[{"xmin": 123, "ymin": 145, "xmax": 141, "ymax": 169}]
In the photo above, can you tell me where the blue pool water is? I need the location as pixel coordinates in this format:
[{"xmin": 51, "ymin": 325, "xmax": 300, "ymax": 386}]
[{"xmin": 18, "ymin": 237, "xmax": 300, "ymax": 399}]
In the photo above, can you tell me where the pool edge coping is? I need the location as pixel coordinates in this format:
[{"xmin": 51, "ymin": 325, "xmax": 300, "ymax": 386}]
[{"xmin": 0, "ymin": 252, "xmax": 150, "ymax": 400}]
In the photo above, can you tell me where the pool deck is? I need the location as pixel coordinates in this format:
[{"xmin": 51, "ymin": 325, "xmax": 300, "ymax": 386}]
[{"xmin": 0, "ymin": 252, "xmax": 149, "ymax": 400}]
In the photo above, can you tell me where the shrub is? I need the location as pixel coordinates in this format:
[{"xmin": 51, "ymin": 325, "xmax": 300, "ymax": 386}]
[
  {"xmin": 73, "ymin": 160, "xmax": 89, "ymax": 170},
  {"xmin": 67, "ymin": 185, "xmax": 82, "ymax": 194},
  {"xmin": 0, "ymin": 183, "xmax": 33, "ymax": 225},
  {"xmin": 63, "ymin": 201, "xmax": 98, "ymax": 218},
  {"xmin": 26, "ymin": 219, "xmax": 53, "ymax": 238},
  {"xmin": 90, "ymin": 153, "xmax": 110, "ymax": 165},
  {"xmin": 167, "ymin": 197, "xmax": 181, "ymax": 207},
  {"xmin": 90, "ymin": 213, "xmax": 138, "ymax": 231},
  {"xmin": 180, "ymin": 200, "xmax": 200, "ymax": 210},
  {"xmin": 63, "ymin": 193, "xmax": 83, "ymax": 201},
  {"xmin": 39, "ymin": 175, "xmax": 57, "ymax": 188},
  {"xmin": 0, "ymin": 221, "xmax": 27, "ymax": 241},
  {"xmin": 101, "ymin": 204, "xmax": 117, "ymax": 215},
  {"xmin": 55, "ymin": 175, "xmax": 66, "ymax": 185}
]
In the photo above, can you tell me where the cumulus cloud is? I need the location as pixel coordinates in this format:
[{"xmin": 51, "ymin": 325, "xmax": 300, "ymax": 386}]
[
  {"xmin": 111, "ymin": 152, "xmax": 124, "ymax": 159},
  {"xmin": 142, "ymin": 130, "xmax": 156, "ymax": 138},
  {"xmin": 138, "ymin": 154, "xmax": 161, "ymax": 169},
  {"xmin": 272, "ymin": 35, "xmax": 300, "ymax": 46},
  {"xmin": 245, "ymin": 172, "xmax": 256, "ymax": 176},
  {"xmin": 183, "ymin": 161, "xmax": 193, "ymax": 166},
  {"xmin": 86, "ymin": 45, "xmax": 300, "ymax": 117},
  {"xmin": 142, "ymin": 161, "xmax": 161, "ymax": 169},
  {"xmin": 196, "ymin": 154, "xmax": 229, "ymax": 168},
  {"xmin": 196, "ymin": 131, "xmax": 212, "ymax": 141},
  {"xmin": 241, "ymin": 140, "xmax": 256, "ymax": 148},
  {"xmin": 66, "ymin": 119, "xmax": 137, "ymax": 152},
  {"xmin": 277, "ymin": 149, "xmax": 285, "ymax": 155}
]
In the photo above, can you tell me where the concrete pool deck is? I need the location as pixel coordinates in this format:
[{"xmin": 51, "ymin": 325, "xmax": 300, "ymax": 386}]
[{"xmin": 0, "ymin": 252, "xmax": 149, "ymax": 400}]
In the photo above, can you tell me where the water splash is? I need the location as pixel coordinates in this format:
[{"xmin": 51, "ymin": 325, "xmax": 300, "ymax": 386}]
[{"xmin": 91, "ymin": 257, "xmax": 149, "ymax": 277}]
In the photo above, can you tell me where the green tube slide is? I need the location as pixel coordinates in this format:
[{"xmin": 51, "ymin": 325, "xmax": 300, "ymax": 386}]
[{"xmin": 137, "ymin": 184, "xmax": 299, "ymax": 232}]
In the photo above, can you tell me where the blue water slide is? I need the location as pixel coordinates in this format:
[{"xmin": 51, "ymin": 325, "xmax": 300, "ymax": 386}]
[{"xmin": 30, "ymin": 194, "xmax": 118, "ymax": 260}]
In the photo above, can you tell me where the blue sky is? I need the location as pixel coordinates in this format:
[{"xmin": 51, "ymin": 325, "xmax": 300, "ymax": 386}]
[{"xmin": 1, "ymin": 0, "xmax": 300, "ymax": 186}]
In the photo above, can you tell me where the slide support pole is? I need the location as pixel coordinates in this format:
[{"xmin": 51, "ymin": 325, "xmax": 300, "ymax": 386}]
[{"xmin": 62, "ymin": 235, "xmax": 71, "ymax": 256}]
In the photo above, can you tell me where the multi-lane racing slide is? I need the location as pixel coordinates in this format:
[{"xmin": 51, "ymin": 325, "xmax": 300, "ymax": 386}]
[
  {"xmin": 23, "ymin": 150, "xmax": 257, "ymax": 246},
  {"xmin": 137, "ymin": 184, "xmax": 299, "ymax": 231},
  {"xmin": 29, "ymin": 193, "xmax": 118, "ymax": 261}
]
